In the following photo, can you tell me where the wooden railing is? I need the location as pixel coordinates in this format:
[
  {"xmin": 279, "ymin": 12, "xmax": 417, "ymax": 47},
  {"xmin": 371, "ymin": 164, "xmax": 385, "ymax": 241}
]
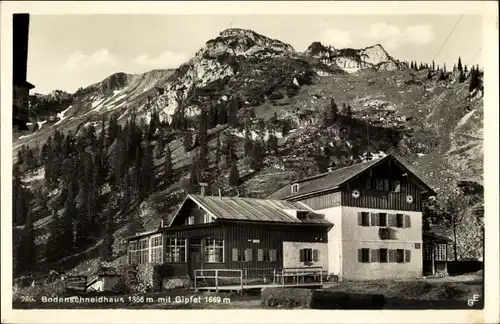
[{"xmin": 193, "ymin": 267, "xmax": 326, "ymax": 294}]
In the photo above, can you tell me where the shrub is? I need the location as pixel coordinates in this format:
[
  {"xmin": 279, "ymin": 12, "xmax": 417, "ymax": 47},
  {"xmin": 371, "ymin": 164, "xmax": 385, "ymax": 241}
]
[
  {"xmin": 261, "ymin": 288, "xmax": 386, "ymax": 309},
  {"xmin": 261, "ymin": 288, "xmax": 313, "ymax": 308}
]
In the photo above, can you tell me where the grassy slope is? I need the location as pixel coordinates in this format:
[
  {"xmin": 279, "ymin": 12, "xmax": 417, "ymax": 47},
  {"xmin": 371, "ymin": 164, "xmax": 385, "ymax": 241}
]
[{"xmin": 14, "ymin": 68, "xmax": 483, "ymax": 289}]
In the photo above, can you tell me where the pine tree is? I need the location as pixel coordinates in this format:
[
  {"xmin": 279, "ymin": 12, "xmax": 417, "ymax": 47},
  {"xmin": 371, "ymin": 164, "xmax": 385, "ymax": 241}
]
[
  {"xmin": 163, "ymin": 145, "xmax": 173, "ymax": 182},
  {"xmin": 432, "ymin": 60, "xmax": 436, "ymax": 70},
  {"xmin": 215, "ymin": 134, "xmax": 222, "ymax": 168},
  {"xmin": 223, "ymin": 135, "xmax": 236, "ymax": 168},
  {"xmin": 469, "ymin": 66, "xmax": 480, "ymax": 92},
  {"xmin": 464, "ymin": 65, "xmax": 468, "ymax": 73},
  {"xmin": 439, "ymin": 70, "xmax": 447, "ymax": 81},
  {"xmin": 244, "ymin": 129, "xmax": 253, "ymax": 157},
  {"xmin": 250, "ymin": 140, "xmax": 264, "ymax": 171},
  {"xmin": 141, "ymin": 143, "xmax": 155, "ymax": 198},
  {"xmin": 189, "ymin": 156, "xmax": 199, "ymax": 193},
  {"xmin": 155, "ymin": 130, "xmax": 165, "ymax": 159},
  {"xmin": 227, "ymin": 95, "xmax": 239, "ymax": 127},
  {"xmin": 266, "ymin": 132, "xmax": 279, "ymax": 154},
  {"xmin": 457, "ymin": 57, "xmax": 463, "ymax": 72},
  {"xmin": 197, "ymin": 109, "xmax": 209, "ymax": 171},
  {"xmin": 443, "ymin": 63, "xmax": 447, "ymax": 73},
  {"xmin": 216, "ymin": 103, "xmax": 228, "ymax": 125},
  {"xmin": 228, "ymin": 161, "xmax": 239, "ymax": 187},
  {"xmin": 427, "ymin": 70, "xmax": 433, "ymax": 80},
  {"xmin": 16, "ymin": 208, "xmax": 37, "ymax": 273},
  {"xmin": 324, "ymin": 97, "xmax": 338, "ymax": 126},
  {"xmin": 183, "ymin": 131, "xmax": 192, "ymax": 152},
  {"xmin": 453, "ymin": 63, "xmax": 457, "ymax": 72},
  {"xmin": 458, "ymin": 70, "xmax": 466, "ymax": 83},
  {"xmin": 101, "ymin": 202, "xmax": 114, "ymax": 261}
]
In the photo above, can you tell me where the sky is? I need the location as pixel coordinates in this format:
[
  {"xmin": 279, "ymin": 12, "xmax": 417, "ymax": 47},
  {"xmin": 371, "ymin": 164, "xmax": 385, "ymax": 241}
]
[{"xmin": 27, "ymin": 15, "xmax": 484, "ymax": 94}]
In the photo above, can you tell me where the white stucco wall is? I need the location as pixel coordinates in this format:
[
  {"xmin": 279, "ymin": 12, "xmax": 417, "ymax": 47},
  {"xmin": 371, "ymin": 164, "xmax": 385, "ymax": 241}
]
[
  {"xmin": 282, "ymin": 241, "xmax": 328, "ymax": 271},
  {"xmin": 341, "ymin": 206, "xmax": 423, "ymax": 280},
  {"xmin": 315, "ymin": 206, "xmax": 343, "ymax": 277}
]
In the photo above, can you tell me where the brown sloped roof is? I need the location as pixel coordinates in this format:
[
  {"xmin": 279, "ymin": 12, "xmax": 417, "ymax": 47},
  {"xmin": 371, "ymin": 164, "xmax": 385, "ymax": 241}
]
[
  {"xmin": 267, "ymin": 155, "xmax": 436, "ymax": 200},
  {"xmin": 268, "ymin": 157, "xmax": 383, "ymax": 200},
  {"xmin": 169, "ymin": 194, "xmax": 331, "ymax": 225}
]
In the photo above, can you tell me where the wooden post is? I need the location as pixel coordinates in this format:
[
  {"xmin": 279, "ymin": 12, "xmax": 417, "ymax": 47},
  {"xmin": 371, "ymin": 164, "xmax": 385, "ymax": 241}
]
[
  {"xmin": 215, "ymin": 269, "xmax": 219, "ymax": 292},
  {"xmin": 194, "ymin": 270, "xmax": 197, "ymax": 292},
  {"xmin": 240, "ymin": 270, "xmax": 243, "ymax": 296}
]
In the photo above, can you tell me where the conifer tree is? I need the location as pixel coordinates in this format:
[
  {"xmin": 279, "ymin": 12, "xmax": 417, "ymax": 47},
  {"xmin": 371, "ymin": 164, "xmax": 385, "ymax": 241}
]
[
  {"xmin": 228, "ymin": 161, "xmax": 240, "ymax": 187},
  {"xmin": 163, "ymin": 145, "xmax": 173, "ymax": 182},
  {"xmin": 464, "ymin": 65, "xmax": 468, "ymax": 74},
  {"xmin": 215, "ymin": 134, "xmax": 222, "ymax": 168},
  {"xmin": 457, "ymin": 57, "xmax": 463, "ymax": 72},
  {"xmin": 227, "ymin": 95, "xmax": 239, "ymax": 127},
  {"xmin": 101, "ymin": 202, "xmax": 114, "ymax": 261},
  {"xmin": 432, "ymin": 60, "xmax": 436, "ymax": 70},
  {"xmin": 223, "ymin": 135, "xmax": 236, "ymax": 168},
  {"xmin": 244, "ymin": 129, "xmax": 253, "ymax": 157},
  {"xmin": 16, "ymin": 207, "xmax": 36, "ymax": 273},
  {"xmin": 250, "ymin": 140, "xmax": 264, "ymax": 171},
  {"xmin": 197, "ymin": 109, "xmax": 209, "ymax": 171},
  {"xmin": 183, "ymin": 131, "xmax": 192, "ymax": 152},
  {"xmin": 216, "ymin": 102, "xmax": 228, "ymax": 125},
  {"xmin": 266, "ymin": 132, "xmax": 279, "ymax": 154},
  {"xmin": 141, "ymin": 143, "xmax": 155, "ymax": 198}
]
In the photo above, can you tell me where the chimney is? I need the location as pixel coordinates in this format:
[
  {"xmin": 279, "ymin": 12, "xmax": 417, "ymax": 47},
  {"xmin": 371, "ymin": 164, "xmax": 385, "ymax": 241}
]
[{"xmin": 199, "ymin": 182, "xmax": 208, "ymax": 196}]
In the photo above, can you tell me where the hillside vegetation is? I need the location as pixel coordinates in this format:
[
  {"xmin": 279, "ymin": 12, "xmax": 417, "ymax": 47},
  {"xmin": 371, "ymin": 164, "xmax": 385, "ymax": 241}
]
[{"xmin": 13, "ymin": 29, "xmax": 484, "ymax": 286}]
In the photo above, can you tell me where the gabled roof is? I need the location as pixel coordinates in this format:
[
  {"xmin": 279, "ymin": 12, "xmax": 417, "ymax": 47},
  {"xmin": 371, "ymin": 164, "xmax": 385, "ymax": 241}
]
[
  {"xmin": 268, "ymin": 155, "xmax": 436, "ymax": 200},
  {"xmin": 168, "ymin": 194, "xmax": 331, "ymax": 226}
]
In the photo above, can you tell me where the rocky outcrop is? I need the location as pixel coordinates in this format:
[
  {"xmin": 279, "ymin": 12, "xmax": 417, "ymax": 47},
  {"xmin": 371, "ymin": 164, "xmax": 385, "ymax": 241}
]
[{"xmin": 304, "ymin": 42, "xmax": 403, "ymax": 72}]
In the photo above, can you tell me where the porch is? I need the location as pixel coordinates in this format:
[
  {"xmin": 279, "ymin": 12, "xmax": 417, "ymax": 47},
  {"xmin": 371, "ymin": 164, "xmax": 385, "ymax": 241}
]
[{"xmin": 423, "ymin": 233, "xmax": 452, "ymax": 276}]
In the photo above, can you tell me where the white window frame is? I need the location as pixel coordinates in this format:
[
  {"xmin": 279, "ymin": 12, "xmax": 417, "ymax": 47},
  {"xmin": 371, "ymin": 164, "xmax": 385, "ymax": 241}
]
[
  {"xmin": 203, "ymin": 213, "xmax": 212, "ymax": 224},
  {"xmin": 150, "ymin": 234, "xmax": 163, "ymax": 263},
  {"xmin": 188, "ymin": 216, "xmax": 195, "ymax": 225},
  {"xmin": 204, "ymin": 239, "xmax": 224, "ymax": 263},
  {"xmin": 165, "ymin": 238, "xmax": 187, "ymax": 263},
  {"xmin": 291, "ymin": 183, "xmax": 300, "ymax": 194},
  {"xmin": 138, "ymin": 238, "xmax": 150, "ymax": 264}
]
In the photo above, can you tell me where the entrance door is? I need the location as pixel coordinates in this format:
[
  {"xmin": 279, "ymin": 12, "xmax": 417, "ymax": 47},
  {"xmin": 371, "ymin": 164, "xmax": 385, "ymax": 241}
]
[{"xmin": 188, "ymin": 238, "xmax": 202, "ymax": 279}]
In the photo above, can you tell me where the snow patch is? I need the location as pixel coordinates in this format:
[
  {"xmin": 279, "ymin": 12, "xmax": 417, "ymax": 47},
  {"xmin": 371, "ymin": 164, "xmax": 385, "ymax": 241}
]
[
  {"xmin": 457, "ymin": 109, "xmax": 476, "ymax": 128},
  {"xmin": 18, "ymin": 134, "xmax": 34, "ymax": 139},
  {"xmin": 53, "ymin": 106, "xmax": 72, "ymax": 126},
  {"xmin": 23, "ymin": 168, "xmax": 45, "ymax": 183},
  {"xmin": 37, "ymin": 120, "xmax": 47, "ymax": 129},
  {"xmin": 417, "ymin": 153, "xmax": 426, "ymax": 157},
  {"xmin": 343, "ymin": 67, "xmax": 360, "ymax": 74}
]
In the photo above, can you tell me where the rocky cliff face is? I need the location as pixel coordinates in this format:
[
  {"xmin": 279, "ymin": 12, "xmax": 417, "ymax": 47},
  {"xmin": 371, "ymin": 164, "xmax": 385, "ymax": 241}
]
[{"xmin": 305, "ymin": 41, "xmax": 404, "ymax": 72}]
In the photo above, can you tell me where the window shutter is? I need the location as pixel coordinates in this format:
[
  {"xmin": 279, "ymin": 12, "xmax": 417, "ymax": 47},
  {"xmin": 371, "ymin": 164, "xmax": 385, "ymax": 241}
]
[
  {"xmin": 244, "ymin": 248, "xmax": 253, "ymax": 262},
  {"xmin": 312, "ymin": 249, "xmax": 319, "ymax": 262},
  {"xmin": 269, "ymin": 249, "xmax": 277, "ymax": 262},
  {"xmin": 370, "ymin": 249, "xmax": 379, "ymax": 262},
  {"xmin": 232, "ymin": 248, "xmax": 238, "ymax": 261},
  {"xmin": 405, "ymin": 215, "xmax": 411, "ymax": 228},
  {"xmin": 299, "ymin": 249, "xmax": 305, "ymax": 262},
  {"xmin": 405, "ymin": 250, "xmax": 411, "ymax": 263},
  {"xmin": 388, "ymin": 249, "xmax": 395, "ymax": 262},
  {"xmin": 358, "ymin": 212, "xmax": 363, "ymax": 226},
  {"xmin": 370, "ymin": 213, "xmax": 378, "ymax": 226},
  {"xmin": 257, "ymin": 249, "xmax": 264, "ymax": 261},
  {"xmin": 358, "ymin": 249, "xmax": 363, "ymax": 263}
]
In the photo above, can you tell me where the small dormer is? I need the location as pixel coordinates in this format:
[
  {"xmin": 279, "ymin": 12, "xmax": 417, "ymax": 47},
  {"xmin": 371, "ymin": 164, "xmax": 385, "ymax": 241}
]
[
  {"xmin": 296, "ymin": 211, "xmax": 309, "ymax": 221},
  {"xmin": 291, "ymin": 183, "xmax": 300, "ymax": 194}
]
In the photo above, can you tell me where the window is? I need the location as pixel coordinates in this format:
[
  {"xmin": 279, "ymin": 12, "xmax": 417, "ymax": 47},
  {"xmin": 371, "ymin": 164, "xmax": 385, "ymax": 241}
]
[
  {"xmin": 128, "ymin": 240, "xmax": 139, "ymax": 264},
  {"xmin": 203, "ymin": 213, "xmax": 212, "ymax": 223},
  {"xmin": 366, "ymin": 179, "xmax": 372, "ymax": 190},
  {"xmin": 359, "ymin": 248, "xmax": 370, "ymax": 263},
  {"xmin": 257, "ymin": 249, "xmax": 276, "ymax": 261},
  {"xmin": 188, "ymin": 216, "xmax": 195, "ymax": 225},
  {"xmin": 396, "ymin": 214, "xmax": 404, "ymax": 228},
  {"xmin": 404, "ymin": 250, "xmax": 411, "ymax": 262},
  {"xmin": 379, "ymin": 213, "xmax": 387, "ymax": 227},
  {"xmin": 232, "ymin": 248, "xmax": 253, "ymax": 262},
  {"xmin": 359, "ymin": 212, "xmax": 370, "ymax": 226},
  {"xmin": 376, "ymin": 179, "xmax": 385, "ymax": 191},
  {"xmin": 150, "ymin": 235, "xmax": 163, "ymax": 263},
  {"xmin": 387, "ymin": 214, "xmax": 397, "ymax": 227},
  {"xmin": 138, "ymin": 238, "xmax": 150, "ymax": 264},
  {"xmin": 291, "ymin": 184, "xmax": 300, "ymax": 194},
  {"xmin": 384, "ymin": 179, "xmax": 390, "ymax": 191},
  {"xmin": 299, "ymin": 248, "xmax": 319, "ymax": 263},
  {"xmin": 435, "ymin": 244, "xmax": 447, "ymax": 261},
  {"xmin": 393, "ymin": 180, "xmax": 401, "ymax": 193},
  {"xmin": 396, "ymin": 249, "xmax": 405, "ymax": 263},
  {"xmin": 379, "ymin": 248, "xmax": 388, "ymax": 263},
  {"xmin": 165, "ymin": 238, "xmax": 186, "ymax": 263},
  {"xmin": 205, "ymin": 239, "xmax": 224, "ymax": 263},
  {"xmin": 404, "ymin": 215, "xmax": 411, "ymax": 228},
  {"xmin": 370, "ymin": 213, "xmax": 379, "ymax": 226}
]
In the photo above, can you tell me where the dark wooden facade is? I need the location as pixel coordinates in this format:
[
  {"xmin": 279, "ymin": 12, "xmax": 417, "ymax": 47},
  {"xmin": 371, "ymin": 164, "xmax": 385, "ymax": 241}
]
[
  {"xmin": 130, "ymin": 221, "xmax": 330, "ymax": 278},
  {"xmin": 291, "ymin": 159, "xmax": 427, "ymax": 212},
  {"xmin": 423, "ymin": 234, "xmax": 451, "ymax": 276}
]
